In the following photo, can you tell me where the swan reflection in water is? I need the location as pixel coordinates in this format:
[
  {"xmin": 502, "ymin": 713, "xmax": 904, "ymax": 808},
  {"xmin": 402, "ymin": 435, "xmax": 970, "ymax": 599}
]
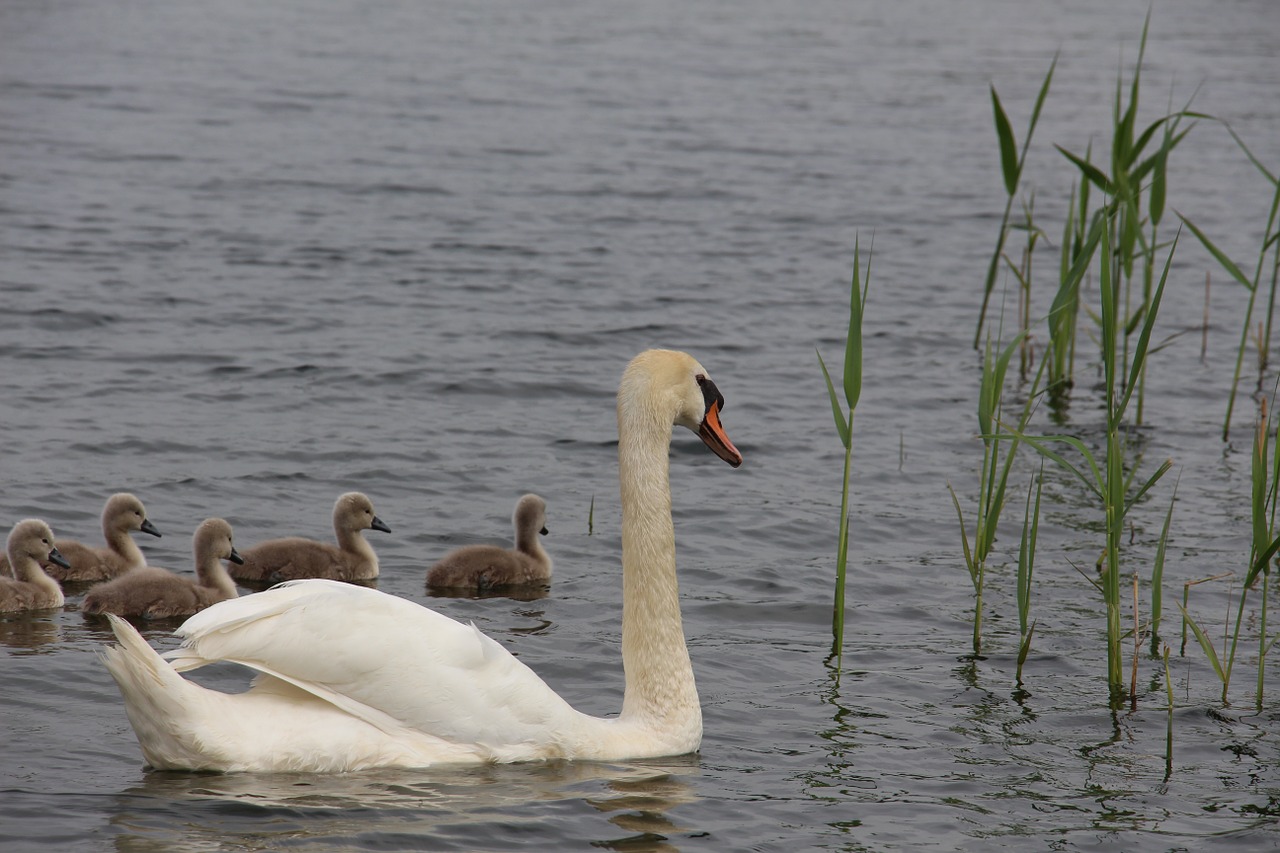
[{"xmin": 110, "ymin": 758, "xmax": 700, "ymax": 852}]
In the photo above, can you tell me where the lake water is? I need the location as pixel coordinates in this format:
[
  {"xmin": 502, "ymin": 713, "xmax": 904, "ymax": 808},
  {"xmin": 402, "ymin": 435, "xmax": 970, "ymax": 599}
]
[{"xmin": 2, "ymin": 0, "xmax": 1280, "ymax": 849}]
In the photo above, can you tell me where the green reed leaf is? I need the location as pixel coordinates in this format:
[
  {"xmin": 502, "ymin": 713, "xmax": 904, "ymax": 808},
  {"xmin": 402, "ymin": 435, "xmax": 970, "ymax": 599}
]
[
  {"xmin": 817, "ymin": 348, "xmax": 850, "ymax": 448},
  {"xmin": 1151, "ymin": 477, "xmax": 1178, "ymax": 638},
  {"xmin": 991, "ymin": 85, "xmax": 1019, "ymax": 196},
  {"xmin": 1124, "ymin": 458, "xmax": 1173, "ymax": 517},
  {"xmin": 1176, "ymin": 213, "xmax": 1254, "ymax": 291},
  {"xmin": 1150, "ymin": 147, "xmax": 1168, "ymax": 227},
  {"xmin": 1253, "ymin": 412, "xmax": 1270, "ymax": 557},
  {"xmin": 1018, "ymin": 468, "xmax": 1043, "ymax": 637},
  {"xmin": 1016, "ymin": 621, "xmax": 1037, "ymax": 674},
  {"xmin": 844, "ymin": 237, "xmax": 869, "ymax": 411},
  {"xmin": 1027, "ymin": 54, "xmax": 1057, "ymax": 141},
  {"xmin": 1221, "ymin": 119, "xmax": 1280, "ymax": 186},
  {"xmin": 1249, "ymin": 537, "xmax": 1280, "ymax": 589},
  {"xmin": 996, "ymin": 431, "xmax": 1103, "ymax": 500},
  {"xmin": 1119, "ymin": 231, "xmax": 1178, "ymax": 414},
  {"xmin": 947, "ymin": 482, "xmax": 980, "ymax": 589},
  {"xmin": 1130, "ymin": 125, "xmax": 1191, "ymax": 188},
  {"xmin": 1057, "ymin": 145, "xmax": 1114, "ymax": 195},
  {"xmin": 1178, "ymin": 602, "xmax": 1226, "ymax": 684}
]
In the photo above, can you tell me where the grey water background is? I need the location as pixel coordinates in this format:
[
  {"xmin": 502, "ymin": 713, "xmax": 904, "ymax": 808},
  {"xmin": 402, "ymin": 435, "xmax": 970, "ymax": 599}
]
[{"xmin": 2, "ymin": 0, "xmax": 1279, "ymax": 849}]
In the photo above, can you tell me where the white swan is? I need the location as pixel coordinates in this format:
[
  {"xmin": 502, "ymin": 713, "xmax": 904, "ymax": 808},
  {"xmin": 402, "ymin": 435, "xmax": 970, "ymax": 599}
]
[
  {"xmin": 426, "ymin": 493, "xmax": 552, "ymax": 589},
  {"xmin": 100, "ymin": 349, "xmax": 742, "ymax": 772}
]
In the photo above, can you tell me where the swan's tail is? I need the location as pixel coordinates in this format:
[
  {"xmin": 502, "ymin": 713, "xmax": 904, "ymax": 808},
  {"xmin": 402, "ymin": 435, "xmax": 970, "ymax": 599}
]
[
  {"xmin": 100, "ymin": 614, "xmax": 232, "ymax": 770},
  {"xmin": 100, "ymin": 614, "xmax": 485, "ymax": 772}
]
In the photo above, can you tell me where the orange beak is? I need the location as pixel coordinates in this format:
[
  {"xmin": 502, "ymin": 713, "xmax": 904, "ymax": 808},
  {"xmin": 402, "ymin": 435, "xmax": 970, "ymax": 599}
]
[{"xmin": 698, "ymin": 399, "xmax": 743, "ymax": 468}]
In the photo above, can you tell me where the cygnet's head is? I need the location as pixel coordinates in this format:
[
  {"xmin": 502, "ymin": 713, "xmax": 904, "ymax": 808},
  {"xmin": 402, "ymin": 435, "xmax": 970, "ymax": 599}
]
[
  {"xmin": 513, "ymin": 494, "xmax": 549, "ymax": 537},
  {"xmin": 8, "ymin": 519, "xmax": 71, "ymax": 569},
  {"xmin": 193, "ymin": 517, "xmax": 243, "ymax": 564},
  {"xmin": 104, "ymin": 492, "xmax": 162, "ymax": 537},
  {"xmin": 334, "ymin": 492, "xmax": 392, "ymax": 534}
]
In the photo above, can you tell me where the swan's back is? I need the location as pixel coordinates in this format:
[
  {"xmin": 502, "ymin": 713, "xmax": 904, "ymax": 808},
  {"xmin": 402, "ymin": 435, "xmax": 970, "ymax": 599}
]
[{"xmin": 170, "ymin": 581, "xmax": 594, "ymax": 756}]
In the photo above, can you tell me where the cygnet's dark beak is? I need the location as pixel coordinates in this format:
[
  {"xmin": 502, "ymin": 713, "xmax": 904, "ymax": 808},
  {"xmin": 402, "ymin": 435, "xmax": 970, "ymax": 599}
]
[
  {"xmin": 47, "ymin": 546, "xmax": 72, "ymax": 569},
  {"xmin": 140, "ymin": 519, "xmax": 162, "ymax": 538},
  {"xmin": 227, "ymin": 547, "xmax": 245, "ymax": 565},
  {"xmin": 372, "ymin": 516, "xmax": 392, "ymax": 534}
]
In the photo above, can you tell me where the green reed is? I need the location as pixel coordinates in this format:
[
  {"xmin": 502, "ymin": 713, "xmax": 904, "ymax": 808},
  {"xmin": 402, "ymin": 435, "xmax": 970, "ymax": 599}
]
[
  {"xmin": 1013, "ymin": 221, "xmax": 1175, "ymax": 700},
  {"xmin": 1149, "ymin": 474, "xmax": 1178, "ymax": 652},
  {"xmin": 1054, "ymin": 10, "xmax": 1192, "ymax": 423},
  {"xmin": 1045, "ymin": 172, "xmax": 1094, "ymax": 398},
  {"xmin": 974, "ymin": 56, "xmax": 1056, "ymax": 351},
  {"xmin": 1178, "ymin": 127, "xmax": 1280, "ymax": 441},
  {"xmin": 1015, "ymin": 466, "xmax": 1043, "ymax": 685},
  {"xmin": 948, "ymin": 326, "xmax": 1041, "ymax": 657},
  {"xmin": 1180, "ymin": 395, "xmax": 1280, "ymax": 706},
  {"xmin": 818, "ymin": 238, "xmax": 871, "ymax": 671}
]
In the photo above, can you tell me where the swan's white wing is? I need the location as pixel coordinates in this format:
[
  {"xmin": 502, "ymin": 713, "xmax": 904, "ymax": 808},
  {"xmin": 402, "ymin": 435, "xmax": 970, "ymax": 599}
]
[{"xmin": 167, "ymin": 580, "xmax": 589, "ymax": 756}]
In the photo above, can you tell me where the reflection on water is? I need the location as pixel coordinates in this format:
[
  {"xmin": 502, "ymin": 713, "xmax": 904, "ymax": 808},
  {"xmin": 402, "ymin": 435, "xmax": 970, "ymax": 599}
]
[
  {"xmin": 425, "ymin": 583, "xmax": 550, "ymax": 603},
  {"xmin": 3, "ymin": 0, "xmax": 1280, "ymax": 849},
  {"xmin": 0, "ymin": 611, "xmax": 64, "ymax": 650},
  {"xmin": 108, "ymin": 759, "xmax": 699, "ymax": 852}
]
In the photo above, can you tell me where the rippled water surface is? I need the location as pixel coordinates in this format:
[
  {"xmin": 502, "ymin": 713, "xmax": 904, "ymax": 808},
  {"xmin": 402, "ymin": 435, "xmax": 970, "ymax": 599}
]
[{"xmin": 3, "ymin": 0, "xmax": 1280, "ymax": 850}]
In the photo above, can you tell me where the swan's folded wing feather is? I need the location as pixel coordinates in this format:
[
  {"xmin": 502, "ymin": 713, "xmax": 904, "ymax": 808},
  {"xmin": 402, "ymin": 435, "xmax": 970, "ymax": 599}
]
[{"xmin": 166, "ymin": 579, "xmax": 586, "ymax": 752}]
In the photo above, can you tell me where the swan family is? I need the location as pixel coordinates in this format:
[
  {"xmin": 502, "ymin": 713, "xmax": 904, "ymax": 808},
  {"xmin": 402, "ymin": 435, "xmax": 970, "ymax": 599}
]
[{"xmin": 9, "ymin": 349, "xmax": 742, "ymax": 773}]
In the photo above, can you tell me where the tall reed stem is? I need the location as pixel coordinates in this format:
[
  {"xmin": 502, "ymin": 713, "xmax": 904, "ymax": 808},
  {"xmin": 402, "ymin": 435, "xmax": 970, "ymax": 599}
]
[{"xmin": 819, "ymin": 239, "xmax": 871, "ymax": 673}]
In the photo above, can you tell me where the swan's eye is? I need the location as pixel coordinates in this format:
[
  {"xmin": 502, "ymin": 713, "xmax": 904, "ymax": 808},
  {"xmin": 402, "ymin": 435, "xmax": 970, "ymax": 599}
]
[{"xmin": 695, "ymin": 374, "xmax": 725, "ymax": 414}]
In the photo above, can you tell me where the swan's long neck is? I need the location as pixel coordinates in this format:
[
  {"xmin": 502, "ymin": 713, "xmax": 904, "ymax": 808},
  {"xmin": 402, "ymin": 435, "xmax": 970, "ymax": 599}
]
[
  {"xmin": 617, "ymin": 402, "xmax": 700, "ymax": 734},
  {"xmin": 105, "ymin": 521, "xmax": 146, "ymax": 566}
]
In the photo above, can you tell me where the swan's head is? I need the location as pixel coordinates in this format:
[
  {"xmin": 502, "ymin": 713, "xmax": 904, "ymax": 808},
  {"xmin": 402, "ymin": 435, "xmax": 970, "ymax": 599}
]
[
  {"xmin": 194, "ymin": 517, "xmax": 243, "ymax": 565},
  {"xmin": 105, "ymin": 492, "xmax": 161, "ymax": 538},
  {"xmin": 514, "ymin": 493, "xmax": 549, "ymax": 536},
  {"xmin": 8, "ymin": 519, "xmax": 71, "ymax": 569},
  {"xmin": 335, "ymin": 491, "xmax": 393, "ymax": 534},
  {"xmin": 620, "ymin": 349, "xmax": 743, "ymax": 468}
]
